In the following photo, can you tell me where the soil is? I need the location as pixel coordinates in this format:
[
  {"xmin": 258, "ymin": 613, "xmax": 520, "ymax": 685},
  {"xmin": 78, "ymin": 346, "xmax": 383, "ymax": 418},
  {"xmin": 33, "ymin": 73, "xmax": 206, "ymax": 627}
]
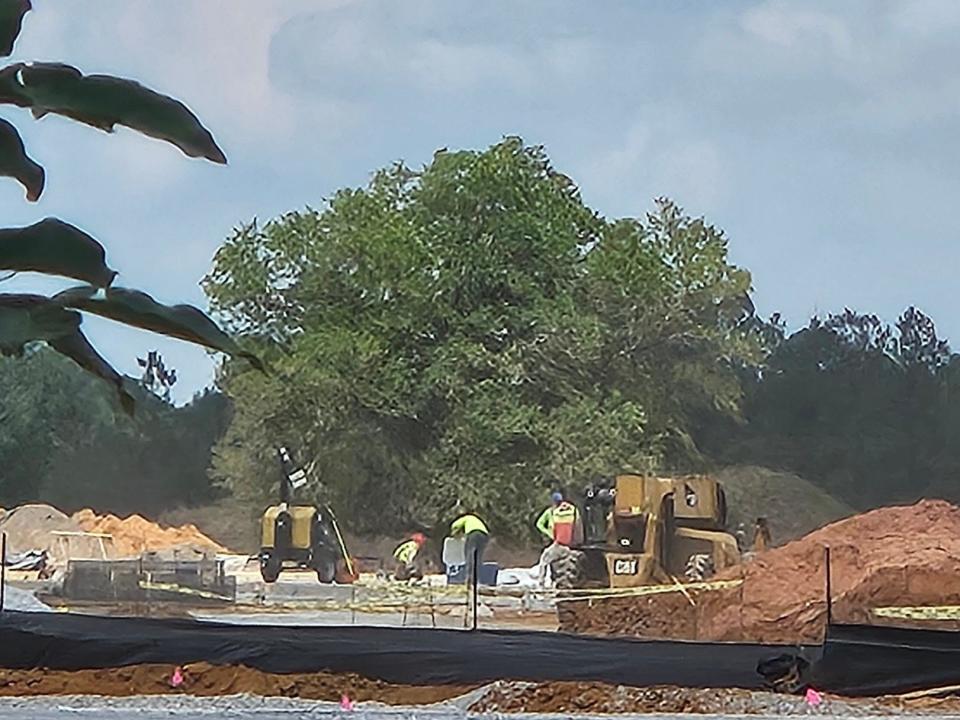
[
  {"xmin": 560, "ymin": 499, "xmax": 960, "ymax": 643},
  {"xmin": 72, "ymin": 509, "xmax": 230, "ymax": 558},
  {"xmin": 3, "ymin": 665, "xmax": 958, "ymax": 716},
  {"xmin": 0, "ymin": 663, "xmax": 474, "ymax": 705},
  {"xmin": 0, "ymin": 505, "xmax": 102, "ymax": 564}
]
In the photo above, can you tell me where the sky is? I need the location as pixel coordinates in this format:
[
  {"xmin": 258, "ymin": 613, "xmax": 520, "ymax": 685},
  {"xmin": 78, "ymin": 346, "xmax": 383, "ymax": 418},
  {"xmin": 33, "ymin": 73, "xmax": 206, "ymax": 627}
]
[{"xmin": 2, "ymin": 0, "xmax": 959, "ymax": 403}]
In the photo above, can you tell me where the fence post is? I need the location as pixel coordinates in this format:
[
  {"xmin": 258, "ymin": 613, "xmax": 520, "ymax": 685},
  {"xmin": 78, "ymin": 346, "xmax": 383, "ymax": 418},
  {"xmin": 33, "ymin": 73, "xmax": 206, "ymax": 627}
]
[
  {"xmin": 824, "ymin": 545, "xmax": 833, "ymax": 628},
  {"xmin": 472, "ymin": 545, "xmax": 479, "ymax": 631},
  {"xmin": 0, "ymin": 532, "xmax": 6, "ymax": 613}
]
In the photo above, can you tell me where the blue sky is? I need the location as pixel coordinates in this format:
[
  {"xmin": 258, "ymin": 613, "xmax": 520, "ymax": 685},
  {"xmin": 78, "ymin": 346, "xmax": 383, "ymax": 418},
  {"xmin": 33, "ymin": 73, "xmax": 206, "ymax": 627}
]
[{"xmin": 3, "ymin": 0, "xmax": 959, "ymax": 402}]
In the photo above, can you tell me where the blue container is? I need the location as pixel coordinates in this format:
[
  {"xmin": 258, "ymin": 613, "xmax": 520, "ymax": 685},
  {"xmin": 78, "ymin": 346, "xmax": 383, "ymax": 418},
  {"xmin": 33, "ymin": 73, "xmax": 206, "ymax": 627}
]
[{"xmin": 479, "ymin": 562, "xmax": 499, "ymax": 586}]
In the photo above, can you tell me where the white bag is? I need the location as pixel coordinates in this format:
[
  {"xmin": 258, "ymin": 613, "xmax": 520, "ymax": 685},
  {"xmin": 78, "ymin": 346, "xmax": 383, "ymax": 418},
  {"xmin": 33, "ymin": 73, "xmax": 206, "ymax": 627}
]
[{"xmin": 442, "ymin": 536, "xmax": 465, "ymax": 568}]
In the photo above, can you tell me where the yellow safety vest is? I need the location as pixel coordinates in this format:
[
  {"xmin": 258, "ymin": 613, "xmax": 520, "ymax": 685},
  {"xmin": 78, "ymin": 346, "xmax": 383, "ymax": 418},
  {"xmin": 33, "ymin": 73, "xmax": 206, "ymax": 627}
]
[{"xmin": 394, "ymin": 540, "xmax": 419, "ymax": 565}]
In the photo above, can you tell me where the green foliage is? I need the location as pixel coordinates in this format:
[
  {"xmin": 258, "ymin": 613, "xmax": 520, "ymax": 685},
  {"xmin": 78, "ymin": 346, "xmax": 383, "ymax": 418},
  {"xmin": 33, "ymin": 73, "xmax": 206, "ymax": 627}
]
[
  {"xmin": 17, "ymin": 63, "xmax": 226, "ymax": 163},
  {"xmin": 0, "ymin": 0, "xmax": 27, "ymax": 58},
  {"xmin": 705, "ymin": 307, "xmax": 960, "ymax": 509},
  {"xmin": 0, "ymin": 346, "xmax": 230, "ymax": 513},
  {"xmin": 54, "ymin": 286, "xmax": 266, "ymax": 372},
  {"xmin": 0, "ymin": 116, "xmax": 41, "ymax": 199},
  {"xmin": 0, "ymin": 219, "xmax": 115, "ymax": 286},
  {"xmin": 0, "ymin": 1, "xmax": 253, "ymax": 414},
  {"xmin": 206, "ymin": 139, "xmax": 756, "ymax": 540}
]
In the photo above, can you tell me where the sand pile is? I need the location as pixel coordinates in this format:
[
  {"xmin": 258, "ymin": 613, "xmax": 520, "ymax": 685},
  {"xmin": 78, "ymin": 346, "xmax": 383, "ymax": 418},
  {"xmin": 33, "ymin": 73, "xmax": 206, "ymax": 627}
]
[
  {"xmin": 560, "ymin": 500, "xmax": 960, "ymax": 644},
  {"xmin": 0, "ymin": 504, "xmax": 104, "ymax": 563},
  {"xmin": 72, "ymin": 510, "xmax": 230, "ymax": 558}
]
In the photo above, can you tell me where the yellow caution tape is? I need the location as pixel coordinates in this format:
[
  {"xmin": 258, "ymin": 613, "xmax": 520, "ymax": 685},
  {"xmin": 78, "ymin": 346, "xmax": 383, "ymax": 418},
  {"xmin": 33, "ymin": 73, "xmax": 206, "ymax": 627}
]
[
  {"xmin": 138, "ymin": 579, "xmax": 233, "ymax": 603},
  {"xmin": 553, "ymin": 579, "xmax": 743, "ymax": 601},
  {"xmin": 873, "ymin": 606, "xmax": 960, "ymax": 621}
]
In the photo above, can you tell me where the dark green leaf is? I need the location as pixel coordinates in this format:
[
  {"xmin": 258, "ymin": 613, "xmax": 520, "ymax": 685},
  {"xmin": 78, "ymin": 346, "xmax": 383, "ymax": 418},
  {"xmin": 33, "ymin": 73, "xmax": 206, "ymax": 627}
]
[
  {"xmin": 0, "ymin": 218, "xmax": 115, "ymax": 286},
  {"xmin": 18, "ymin": 63, "xmax": 227, "ymax": 163},
  {"xmin": 0, "ymin": 117, "xmax": 42, "ymax": 199},
  {"xmin": 0, "ymin": 0, "xmax": 29, "ymax": 57},
  {"xmin": 56, "ymin": 286, "xmax": 264, "ymax": 371},
  {"xmin": 49, "ymin": 327, "xmax": 134, "ymax": 415},
  {"xmin": 0, "ymin": 292, "xmax": 80, "ymax": 355},
  {"xmin": 0, "ymin": 63, "xmax": 30, "ymax": 106}
]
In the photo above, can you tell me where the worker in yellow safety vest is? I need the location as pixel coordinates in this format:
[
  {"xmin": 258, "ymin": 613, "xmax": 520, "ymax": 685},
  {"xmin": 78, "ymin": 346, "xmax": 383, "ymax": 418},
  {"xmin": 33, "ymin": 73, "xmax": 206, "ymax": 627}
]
[
  {"xmin": 393, "ymin": 532, "xmax": 427, "ymax": 581},
  {"xmin": 450, "ymin": 513, "xmax": 489, "ymax": 585},
  {"xmin": 536, "ymin": 491, "xmax": 580, "ymax": 587}
]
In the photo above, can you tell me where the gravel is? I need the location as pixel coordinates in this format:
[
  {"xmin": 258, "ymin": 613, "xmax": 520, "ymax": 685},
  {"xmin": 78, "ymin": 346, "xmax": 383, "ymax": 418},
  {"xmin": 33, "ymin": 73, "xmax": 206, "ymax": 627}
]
[{"xmin": 4, "ymin": 691, "xmax": 960, "ymax": 720}]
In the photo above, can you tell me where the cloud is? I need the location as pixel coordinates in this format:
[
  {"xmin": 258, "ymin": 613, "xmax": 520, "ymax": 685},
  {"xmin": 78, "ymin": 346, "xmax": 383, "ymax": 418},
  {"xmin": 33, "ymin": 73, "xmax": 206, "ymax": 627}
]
[
  {"xmin": 2, "ymin": 0, "xmax": 959, "ymax": 401},
  {"xmin": 740, "ymin": 1, "xmax": 854, "ymax": 59}
]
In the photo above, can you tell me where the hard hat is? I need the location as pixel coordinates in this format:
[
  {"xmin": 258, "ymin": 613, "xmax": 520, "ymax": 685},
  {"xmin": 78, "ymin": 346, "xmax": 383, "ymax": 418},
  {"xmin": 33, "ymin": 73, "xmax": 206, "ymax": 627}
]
[
  {"xmin": 551, "ymin": 491, "xmax": 564, "ymax": 504},
  {"xmin": 412, "ymin": 532, "xmax": 427, "ymax": 546}
]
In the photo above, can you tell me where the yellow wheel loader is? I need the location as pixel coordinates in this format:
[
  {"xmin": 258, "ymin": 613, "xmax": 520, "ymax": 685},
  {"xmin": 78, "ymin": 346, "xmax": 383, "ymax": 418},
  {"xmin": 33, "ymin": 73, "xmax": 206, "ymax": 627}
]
[
  {"xmin": 551, "ymin": 474, "xmax": 740, "ymax": 589},
  {"xmin": 258, "ymin": 447, "xmax": 356, "ymax": 584}
]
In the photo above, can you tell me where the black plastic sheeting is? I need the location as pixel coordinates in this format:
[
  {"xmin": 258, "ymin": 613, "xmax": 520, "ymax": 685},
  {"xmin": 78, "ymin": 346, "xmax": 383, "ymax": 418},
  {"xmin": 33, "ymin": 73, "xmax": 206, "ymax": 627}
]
[
  {"xmin": 812, "ymin": 624, "xmax": 960, "ymax": 696},
  {"xmin": 0, "ymin": 611, "xmax": 796, "ymax": 689}
]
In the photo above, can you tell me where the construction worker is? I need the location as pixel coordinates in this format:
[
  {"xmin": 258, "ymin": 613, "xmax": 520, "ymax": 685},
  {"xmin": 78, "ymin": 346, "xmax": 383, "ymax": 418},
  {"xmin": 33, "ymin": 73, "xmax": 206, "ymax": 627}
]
[
  {"xmin": 536, "ymin": 491, "xmax": 579, "ymax": 587},
  {"xmin": 753, "ymin": 517, "xmax": 771, "ymax": 552},
  {"xmin": 393, "ymin": 532, "xmax": 427, "ymax": 581},
  {"xmin": 450, "ymin": 513, "xmax": 489, "ymax": 585}
]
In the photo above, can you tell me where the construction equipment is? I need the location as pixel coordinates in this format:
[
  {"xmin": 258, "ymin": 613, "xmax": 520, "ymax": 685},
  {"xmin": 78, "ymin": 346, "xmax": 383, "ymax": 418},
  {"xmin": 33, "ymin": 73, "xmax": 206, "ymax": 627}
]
[
  {"xmin": 258, "ymin": 447, "xmax": 356, "ymax": 584},
  {"xmin": 551, "ymin": 474, "xmax": 740, "ymax": 589}
]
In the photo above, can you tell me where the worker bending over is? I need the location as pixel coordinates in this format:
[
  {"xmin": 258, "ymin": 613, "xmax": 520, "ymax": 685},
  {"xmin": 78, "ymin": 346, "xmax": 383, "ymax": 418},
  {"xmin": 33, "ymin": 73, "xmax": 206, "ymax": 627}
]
[
  {"xmin": 536, "ymin": 491, "xmax": 579, "ymax": 587},
  {"xmin": 450, "ymin": 513, "xmax": 489, "ymax": 585},
  {"xmin": 393, "ymin": 532, "xmax": 427, "ymax": 581}
]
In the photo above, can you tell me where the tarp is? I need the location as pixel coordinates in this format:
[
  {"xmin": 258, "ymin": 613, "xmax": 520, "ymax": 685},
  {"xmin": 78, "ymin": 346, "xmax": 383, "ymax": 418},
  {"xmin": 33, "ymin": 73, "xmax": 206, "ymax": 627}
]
[
  {"xmin": 0, "ymin": 610, "xmax": 794, "ymax": 689},
  {"xmin": 812, "ymin": 623, "xmax": 960, "ymax": 696}
]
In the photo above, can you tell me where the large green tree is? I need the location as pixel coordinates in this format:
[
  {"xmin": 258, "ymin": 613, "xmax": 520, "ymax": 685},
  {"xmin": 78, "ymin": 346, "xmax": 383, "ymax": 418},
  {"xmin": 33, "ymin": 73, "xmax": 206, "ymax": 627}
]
[{"xmin": 206, "ymin": 139, "xmax": 756, "ymax": 540}]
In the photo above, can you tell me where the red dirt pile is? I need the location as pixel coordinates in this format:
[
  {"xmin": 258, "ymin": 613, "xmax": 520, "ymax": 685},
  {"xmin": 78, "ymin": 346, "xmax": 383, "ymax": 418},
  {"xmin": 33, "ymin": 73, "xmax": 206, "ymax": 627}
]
[
  {"xmin": 72, "ymin": 509, "xmax": 230, "ymax": 558},
  {"xmin": 560, "ymin": 499, "xmax": 960, "ymax": 643},
  {"xmin": 0, "ymin": 663, "xmax": 473, "ymax": 704}
]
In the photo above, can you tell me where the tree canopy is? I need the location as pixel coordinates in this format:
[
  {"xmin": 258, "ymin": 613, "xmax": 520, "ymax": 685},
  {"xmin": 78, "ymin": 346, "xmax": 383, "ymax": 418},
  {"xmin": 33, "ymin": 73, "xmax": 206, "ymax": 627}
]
[{"xmin": 205, "ymin": 139, "xmax": 756, "ymax": 538}]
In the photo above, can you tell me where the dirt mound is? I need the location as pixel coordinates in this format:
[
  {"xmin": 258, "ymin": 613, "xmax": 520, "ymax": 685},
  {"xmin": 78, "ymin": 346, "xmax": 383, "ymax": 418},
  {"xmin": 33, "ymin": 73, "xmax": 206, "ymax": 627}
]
[
  {"xmin": 0, "ymin": 504, "xmax": 103, "ymax": 563},
  {"xmin": 561, "ymin": 500, "xmax": 960, "ymax": 643},
  {"xmin": 716, "ymin": 466, "xmax": 854, "ymax": 545},
  {"xmin": 72, "ymin": 510, "xmax": 230, "ymax": 558},
  {"xmin": 0, "ymin": 663, "xmax": 474, "ymax": 704}
]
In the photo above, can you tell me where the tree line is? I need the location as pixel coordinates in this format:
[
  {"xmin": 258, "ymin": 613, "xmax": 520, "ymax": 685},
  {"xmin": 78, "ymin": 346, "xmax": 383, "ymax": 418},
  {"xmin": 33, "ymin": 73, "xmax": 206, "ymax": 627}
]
[
  {"xmin": 3, "ymin": 138, "xmax": 957, "ymax": 542},
  {"xmin": 203, "ymin": 138, "xmax": 960, "ymax": 540}
]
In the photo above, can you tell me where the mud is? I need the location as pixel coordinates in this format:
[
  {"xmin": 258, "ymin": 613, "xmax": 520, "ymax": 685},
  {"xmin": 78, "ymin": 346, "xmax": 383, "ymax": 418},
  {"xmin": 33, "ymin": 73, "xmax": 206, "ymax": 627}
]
[{"xmin": 561, "ymin": 500, "xmax": 960, "ymax": 643}]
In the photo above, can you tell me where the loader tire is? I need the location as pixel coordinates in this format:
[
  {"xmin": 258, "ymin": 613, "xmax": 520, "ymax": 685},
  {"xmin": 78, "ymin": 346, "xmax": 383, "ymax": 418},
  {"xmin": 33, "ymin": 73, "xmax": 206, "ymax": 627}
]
[
  {"xmin": 260, "ymin": 554, "xmax": 281, "ymax": 584},
  {"xmin": 551, "ymin": 547, "xmax": 586, "ymax": 590},
  {"xmin": 316, "ymin": 557, "xmax": 337, "ymax": 584},
  {"xmin": 684, "ymin": 553, "xmax": 715, "ymax": 583}
]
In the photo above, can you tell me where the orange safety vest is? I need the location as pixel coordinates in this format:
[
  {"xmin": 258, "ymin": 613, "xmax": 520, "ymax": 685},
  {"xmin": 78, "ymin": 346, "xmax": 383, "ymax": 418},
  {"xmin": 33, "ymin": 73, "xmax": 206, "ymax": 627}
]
[{"xmin": 552, "ymin": 502, "xmax": 578, "ymax": 546}]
